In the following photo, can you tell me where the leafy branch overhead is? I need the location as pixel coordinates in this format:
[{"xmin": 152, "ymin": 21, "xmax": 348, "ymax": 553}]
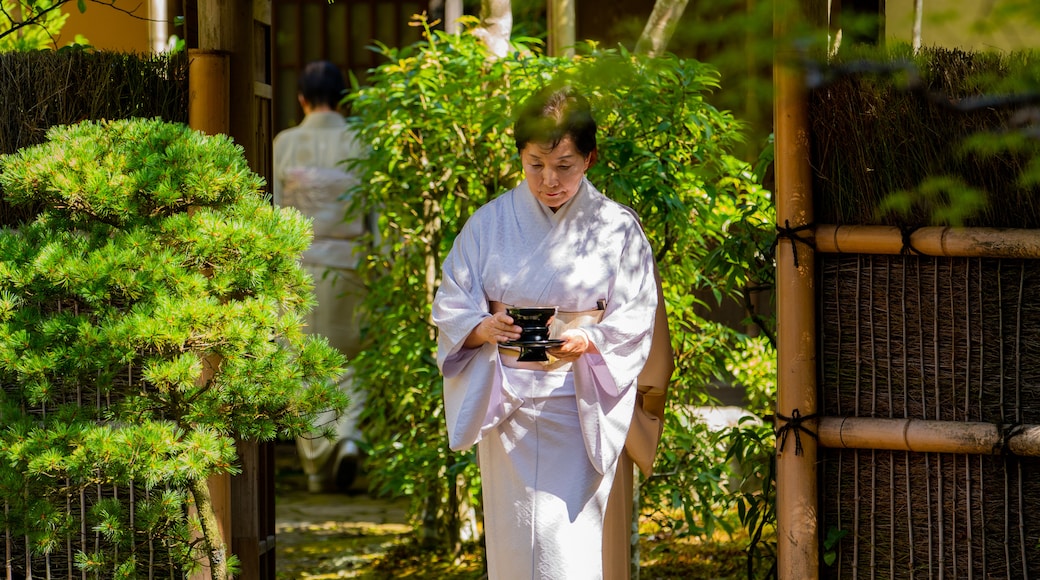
[{"xmin": 0, "ymin": 0, "xmax": 159, "ymax": 51}]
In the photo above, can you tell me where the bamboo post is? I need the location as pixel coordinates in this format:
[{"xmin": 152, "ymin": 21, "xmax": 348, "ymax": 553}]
[
  {"xmin": 816, "ymin": 224, "xmax": 1040, "ymax": 258},
  {"xmin": 547, "ymin": 0, "xmax": 576, "ymax": 57},
  {"xmin": 774, "ymin": 1, "xmax": 819, "ymax": 577},
  {"xmin": 188, "ymin": 50, "xmax": 231, "ymax": 137},
  {"xmin": 818, "ymin": 416, "xmax": 1040, "ymax": 456},
  {"xmin": 189, "ymin": 8, "xmax": 235, "ymax": 577}
]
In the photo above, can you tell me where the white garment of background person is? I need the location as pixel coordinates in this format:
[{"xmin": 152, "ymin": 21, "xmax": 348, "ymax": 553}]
[
  {"xmin": 433, "ymin": 177, "xmax": 658, "ymax": 579},
  {"xmin": 273, "ymin": 106, "xmax": 368, "ymax": 493}
]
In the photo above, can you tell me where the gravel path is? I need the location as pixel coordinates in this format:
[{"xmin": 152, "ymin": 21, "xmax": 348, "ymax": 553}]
[{"xmin": 274, "ymin": 444, "xmax": 412, "ymax": 579}]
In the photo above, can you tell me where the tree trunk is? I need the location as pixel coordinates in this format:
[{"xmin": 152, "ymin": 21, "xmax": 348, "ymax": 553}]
[
  {"xmin": 912, "ymin": 0, "xmax": 923, "ymax": 53},
  {"xmin": 188, "ymin": 477, "xmax": 231, "ymax": 580},
  {"xmin": 635, "ymin": 0, "xmax": 691, "ymax": 56},
  {"xmin": 474, "ymin": 0, "xmax": 512, "ymax": 57}
]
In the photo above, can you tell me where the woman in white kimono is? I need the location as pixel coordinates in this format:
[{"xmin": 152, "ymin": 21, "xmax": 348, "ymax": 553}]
[{"xmin": 432, "ymin": 86, "xmax": 660, "ymax": 579}]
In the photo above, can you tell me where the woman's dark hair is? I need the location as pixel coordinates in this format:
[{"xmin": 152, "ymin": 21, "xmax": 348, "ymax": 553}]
[
  {"xmin": 298, "ymin": 61, "xmax": 347, "ymax": 108},
  {"xmin": 513, "ymin": 85, "xmax": 597, "ymax": 156}
]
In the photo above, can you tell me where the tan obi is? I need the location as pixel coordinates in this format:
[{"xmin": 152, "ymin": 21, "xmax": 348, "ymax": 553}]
[{"xmin": 492, "ymin": 302, "xmax": 606, "ymax": 372}]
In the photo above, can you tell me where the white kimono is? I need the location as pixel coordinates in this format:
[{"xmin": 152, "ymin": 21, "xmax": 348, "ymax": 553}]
[
  {"xmin": 432, "ymin": 178, "xmax": 658, "ymax": 579},
  {"xmin": 273, "ymin": 111, "xmax": 368, "ymax": 487}
]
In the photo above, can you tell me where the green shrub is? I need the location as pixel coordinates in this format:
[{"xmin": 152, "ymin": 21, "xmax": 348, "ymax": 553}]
[
  {"xmin": 346, "ymin": 15, "xmax": 776, "ymax": 566},
  {"xmin": 0, "ymin": 118, "xmax": 347, "ymax": 578}
]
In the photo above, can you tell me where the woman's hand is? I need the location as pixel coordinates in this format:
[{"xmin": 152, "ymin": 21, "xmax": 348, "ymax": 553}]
[
  {"xmin": 548, "ymin": 329, "xmax": 591, "ymax": 361},
  {"xmin": 463, "ymin": 311, "xmax": 522, "ymax": 348}
]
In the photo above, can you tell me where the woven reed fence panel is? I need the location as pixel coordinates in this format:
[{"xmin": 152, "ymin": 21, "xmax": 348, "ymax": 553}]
[
  {"xmin": 5, "ymin": 486, "xmax": 184, "ymax": 579},
  {"xmin": 2, "ymin": 51, "xmax": 189, "ymax": 579},
  {"xmin": 4, "ymin": 384, "xmax": 186, "ymax": 578},
  {"xmin": 0, "ymin": 50, "xmax": 188, "ymax": 228},
  {"xmin": 818, "ymin": 253, "xmax": 1040, "ymax": 578}
]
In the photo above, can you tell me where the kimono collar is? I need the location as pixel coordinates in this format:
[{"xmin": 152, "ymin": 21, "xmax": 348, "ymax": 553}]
[
  {"xmin": 518, "ymin": 178, "xmax": 592, "ymax": 224},
  {"xmin": 298, "ymin": 110, "xmax": 347, "ymax": 130}
]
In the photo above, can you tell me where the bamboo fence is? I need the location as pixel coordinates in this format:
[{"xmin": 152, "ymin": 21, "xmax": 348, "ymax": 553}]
[
  {"xmin": 778, "ymin": 223, "xmax": 1040, "ymax": 578},
  {"xmin": 2, "ymin": 386, "xmax": 184, "ymax": 579},
  {"xmin": 814, "ymin": 240, "xmax": 1040, "ymax": 579},
  {"xmin": 775, "ymin": 30, "xmax": 1040, "ymax": 577}
]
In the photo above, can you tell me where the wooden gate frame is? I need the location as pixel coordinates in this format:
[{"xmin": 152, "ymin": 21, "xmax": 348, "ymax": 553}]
[{"xmin": 188, "ymin": 1, "xmax": 276, "ymax": 578}]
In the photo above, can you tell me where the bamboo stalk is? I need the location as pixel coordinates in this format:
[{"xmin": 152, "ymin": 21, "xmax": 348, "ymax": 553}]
[
  {"xmin": 774, "ymin": 1, "xmax": 819, "ymax": 576},
  {"xmin": 187, "ymin": 49, "xmax": 231, "ymax": 138},
  {"xmin": 831, "ymin": 262, "xmax": 843, "ymax": 579},
  {"xmin": 816, "ymin": 225, "xmax": 1040, "ymax": 257},
  {"xmin": 1015, "ymin": 264, "xmax": 1026, "ymax": 576},
  {"xmin": 853, "ymin": 257, "xmax": 861, "ymax": 579},
  {"xmin": 66, "ymin": 484, "xmax": 71, "ymax": 580},
  {"xmin": 902, "ymin": 258, "xmax": 915, "ymax": 578},
  {"xmin": 932, "ymin": 265, "xmax": 942, "ymax": 578},
  {"xmin": 869, "ymin": 259, "xmax": 877, "ymax": 580},
  {"xmin": 964, "ymin": 259, "xmax": 972, "ymax": 580},
  {"xmin": 976, "ymin": 260, "xmax": 987, "ymax": 576},
  {"xmin": 885, "ymin": 267, "xmax": 895, "ymax": 578},
  {"xmin": 818, "ymin": 417, "xmax": 1040, "ymax": 455},
  {"xmin": 998, "ymin": 265, "xmax": 1011, "ymax": 577}
]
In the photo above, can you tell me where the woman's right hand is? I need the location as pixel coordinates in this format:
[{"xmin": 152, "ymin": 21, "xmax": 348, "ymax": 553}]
[{"xmin": 463, "ymin": 311, "xmax": 522, "ymax": 348}]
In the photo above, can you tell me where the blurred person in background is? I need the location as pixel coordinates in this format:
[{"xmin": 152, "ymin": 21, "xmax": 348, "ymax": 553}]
[{"xmin": 273, "ymin": 60, "xmax": 371, "ymax": 493}]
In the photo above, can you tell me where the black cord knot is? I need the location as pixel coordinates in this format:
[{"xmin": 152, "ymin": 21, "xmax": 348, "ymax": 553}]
[
  {"xmin": 995, "ymin": 422, "xmax": 1025, "ymax": 456},
  {"xmin": 899, "ymin": 224, "xmax": 925, "ymax": 256},
  {"xmin": 772, "ymin": 220, "xmax": 815, "ymax": 268},
  {"xmin": 776, "ymin": 409, "xmax": 819, "ymax": 456}
]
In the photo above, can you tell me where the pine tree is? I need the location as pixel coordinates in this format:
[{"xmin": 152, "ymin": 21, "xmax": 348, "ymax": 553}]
[{"xmin": 0, "ymin": 118, "xmax": 347, "ymax": 579}]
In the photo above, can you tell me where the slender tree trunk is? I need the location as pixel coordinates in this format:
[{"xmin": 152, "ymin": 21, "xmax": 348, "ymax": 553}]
[
  {"xmin": 188, "ymin": 478, "xmax": 230, "ymax": 580},
  {"xmin": 547, "ymin": 0, "xmax": 576, "ymax": 57},
  {"xmin": 912, "ymin": 0, "xmax": 923, "ymax": 53},
  {"xmin": 635, "ymin": 0, "xmax": 691, "ymax": 56},
  {"xmin": 474, "ymin": 0, "xmax": 512, "ymax": 57}
]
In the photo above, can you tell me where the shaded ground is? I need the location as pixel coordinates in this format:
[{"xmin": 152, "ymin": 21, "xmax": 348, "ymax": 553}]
[
  {"xmin": 274, "ymin": 443, "xmax": 761, "ymax": 579},
  {"xmin": 274, "ymin": 444, "xmax": 419, "ymax": 579}
]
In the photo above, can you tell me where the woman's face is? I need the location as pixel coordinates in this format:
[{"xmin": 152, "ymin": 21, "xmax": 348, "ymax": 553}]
[{"xmin": 520, "ymin": 136, "xmax": 592, "ymax": 210}]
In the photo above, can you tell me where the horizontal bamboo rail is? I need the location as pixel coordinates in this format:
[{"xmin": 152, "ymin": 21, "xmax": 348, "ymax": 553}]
[
  {"xmin": 815, "ymin": 224, "xmax": 1040, "ymax": 258},
  {"xmin": 818, "ymin": 416, "xmax": 1040, "ymax": 456}
]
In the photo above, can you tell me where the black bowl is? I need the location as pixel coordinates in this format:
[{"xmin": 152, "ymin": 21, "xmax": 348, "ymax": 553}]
[
  {"xmin": 507, "ymin": 307, "xmax": 557, "ymax": 339},
  {"xmin": 506, "ymin": 307, "xmax": 558, "ymax": 359}
]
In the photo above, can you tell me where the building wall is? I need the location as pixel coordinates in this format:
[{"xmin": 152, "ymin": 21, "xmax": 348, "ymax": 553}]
[{"xmin": 61, "ymin": 1, "xmax": 152, "ymax": 52}]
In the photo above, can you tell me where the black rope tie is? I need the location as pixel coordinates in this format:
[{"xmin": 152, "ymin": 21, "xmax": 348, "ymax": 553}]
[
  {"xmin": 776, "ymin": 409, "xmax": 819, "ymax": 456},
  {"xmin": 996, "ymin": 422, "xmax": 1025, "ymax": 456},
  {"xmin": 772, "ymin": 220, "xmax": 815, "ymax": 268},
  {"xmin": 899, "ymin": 224, "xmax": 924, "ymax": 256}
]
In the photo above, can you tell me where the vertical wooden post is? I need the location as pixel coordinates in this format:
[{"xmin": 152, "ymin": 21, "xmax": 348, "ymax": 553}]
[
  {"xmin": 226, "ymin": 1, "xmax": 276, "ymax": 578},
  {"xmin": 774, "ymin": 0, "xmax": 823, "ymax": 578},
  {"xmin": 190, "ymin": 1, "xmax": 273, "ymax": 576},
  {"xmin": 445, "ymin": 0, "xmax": 464, "ymax": 34},
  {"xmin": 188, "ymin": 4, "xmax": 236, "ymax": 578},
  {"xmin": 188, "ymin": 50, "xmax": 231, "ymax": 136},
  {"xmin": 547, "ymin": 0, "xmax": 576, "ymax": 57}
]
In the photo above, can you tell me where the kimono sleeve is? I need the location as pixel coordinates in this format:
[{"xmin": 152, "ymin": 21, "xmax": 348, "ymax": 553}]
[{"xmin": 432, "ymin": 216, "xmax": 523, "ymax": 451}]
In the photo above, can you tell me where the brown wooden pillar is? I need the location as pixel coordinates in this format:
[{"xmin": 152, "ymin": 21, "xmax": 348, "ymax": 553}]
[
  {"xmin": 228, "ymin": 4, "xmax": 275, "ymax": 576},
  {"xmin": 773, "ymin": 0, "xmax": 828, "ymax": 578},
  {"xmin": 189, "ymin": 0, "xmax": 274, "ymax": 578}
]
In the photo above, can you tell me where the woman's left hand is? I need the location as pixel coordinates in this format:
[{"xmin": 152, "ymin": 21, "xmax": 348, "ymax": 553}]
[{"xmin": 548, "ymin": 329, "xmax": 592, "ymax": 361}]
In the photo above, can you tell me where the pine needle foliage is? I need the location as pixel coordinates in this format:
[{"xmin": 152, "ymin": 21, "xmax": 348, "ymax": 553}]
[
  {"xmin": 0, "ymin": 49, "xmax": 188, "ymax": 227},
  {"xmin": 0, "ymin": 118, "xmax": 347, "ymax": 578}
]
